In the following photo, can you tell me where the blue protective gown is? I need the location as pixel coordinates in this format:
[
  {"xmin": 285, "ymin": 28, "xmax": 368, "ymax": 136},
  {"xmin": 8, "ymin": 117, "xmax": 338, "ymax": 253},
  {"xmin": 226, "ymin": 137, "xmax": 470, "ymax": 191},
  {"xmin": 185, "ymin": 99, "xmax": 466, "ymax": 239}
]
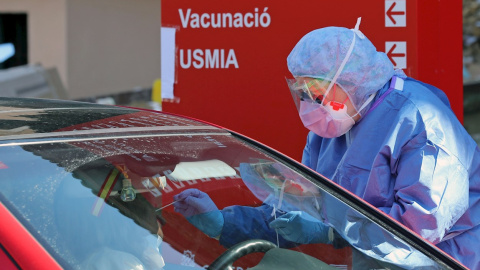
[
  {"xmin": 302, "ymin": 77, "xmax": 480, "ymax": 269},
  {"xmin": 218, "ymin": 77, "xmax": 480, "ymax": 269},
  {"xmin": 219, "ymin": 204, "xmax": 296, "ymax": 249}
]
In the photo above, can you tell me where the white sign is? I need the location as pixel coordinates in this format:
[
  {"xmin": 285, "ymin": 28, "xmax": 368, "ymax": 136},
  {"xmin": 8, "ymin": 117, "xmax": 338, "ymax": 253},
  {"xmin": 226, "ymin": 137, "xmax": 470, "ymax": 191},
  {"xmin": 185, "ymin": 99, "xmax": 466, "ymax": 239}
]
[
  {"xmin": 386, "ymin": 42, "xmax": 407, "ymax": 69},
  {"xmin": 169, "ymin": 159, "xmax": 237, "ymax": 181},
  {"xmin": 161, "ymin": 27, "xmax": 176, "ymax": 99},
  {"xmin": 385, "ymin": 0, "xmax": 406, "ymax": 27}
]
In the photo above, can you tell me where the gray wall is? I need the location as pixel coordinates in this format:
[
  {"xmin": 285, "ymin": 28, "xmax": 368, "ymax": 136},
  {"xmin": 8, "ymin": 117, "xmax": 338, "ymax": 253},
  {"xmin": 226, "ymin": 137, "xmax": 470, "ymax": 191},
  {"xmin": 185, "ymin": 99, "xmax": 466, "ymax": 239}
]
[
  {"xmin": 1, "ymin": 0, "xmax": 160, "ymax": 99},
  {"xmin": 1, "ymin": 0, "xmax": 68, "ymax": 86},
  {"xmin": 66, "ymin": 0, "xmax": 160, "ymax": 98}
]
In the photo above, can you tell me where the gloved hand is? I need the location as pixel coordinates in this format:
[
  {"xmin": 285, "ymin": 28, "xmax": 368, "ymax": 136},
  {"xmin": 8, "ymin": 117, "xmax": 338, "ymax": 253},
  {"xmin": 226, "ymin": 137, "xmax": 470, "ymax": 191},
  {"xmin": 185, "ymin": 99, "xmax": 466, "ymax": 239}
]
[
  {"xmin": 173, "ymin": 189, "xmax": 224, "ymax": 238},
  {"xmin": 269, "ymin": 211, "xmax": 333, "ymax": 244}
]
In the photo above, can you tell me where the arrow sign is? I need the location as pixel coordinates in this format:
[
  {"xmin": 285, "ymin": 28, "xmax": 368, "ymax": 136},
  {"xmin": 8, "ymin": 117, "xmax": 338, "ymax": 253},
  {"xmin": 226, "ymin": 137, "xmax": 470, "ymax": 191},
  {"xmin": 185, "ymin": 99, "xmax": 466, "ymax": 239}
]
[
  {"xmin": 385, "ymin": 0, "xmax": 406, "ymax": 27},
  {"xmin": 386, "ymin": 42, "xmax": 407, "ymax": 69}
]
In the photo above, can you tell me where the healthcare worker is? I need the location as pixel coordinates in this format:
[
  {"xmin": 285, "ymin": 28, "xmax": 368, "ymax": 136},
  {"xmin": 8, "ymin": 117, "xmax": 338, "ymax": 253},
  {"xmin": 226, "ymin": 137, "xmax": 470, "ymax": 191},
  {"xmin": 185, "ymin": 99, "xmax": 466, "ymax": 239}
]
[{"xmin": 174, "ymin": 18, "xmax": 480, "ymax": 270}]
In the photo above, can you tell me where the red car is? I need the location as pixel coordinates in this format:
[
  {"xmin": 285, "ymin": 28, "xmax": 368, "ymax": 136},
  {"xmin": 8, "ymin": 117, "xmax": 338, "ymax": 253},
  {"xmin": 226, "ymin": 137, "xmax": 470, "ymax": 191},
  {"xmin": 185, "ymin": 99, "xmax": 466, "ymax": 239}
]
[{"xmin": 0, "ymin": 97, "xmax": 467, "ymax": 269}]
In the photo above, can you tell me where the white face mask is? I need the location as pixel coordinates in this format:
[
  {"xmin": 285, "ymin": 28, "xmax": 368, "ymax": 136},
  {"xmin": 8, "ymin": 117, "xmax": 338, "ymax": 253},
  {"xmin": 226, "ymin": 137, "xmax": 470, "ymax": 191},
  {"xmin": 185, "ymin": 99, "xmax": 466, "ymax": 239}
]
[
  {"xmin": 299, "ymin": 100, "xmax": 354, "ymax": 138},
  {"xmin": 298, "ymin": 93, "xmax": 375, "ymax": 138}
]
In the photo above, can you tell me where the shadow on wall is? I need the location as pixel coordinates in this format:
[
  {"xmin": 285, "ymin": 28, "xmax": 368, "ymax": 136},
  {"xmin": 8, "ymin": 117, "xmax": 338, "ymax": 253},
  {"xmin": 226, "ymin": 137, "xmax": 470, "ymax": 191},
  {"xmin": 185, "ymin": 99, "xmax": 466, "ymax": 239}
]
[
  {"xmin": 464, "ymin": 83, "xmax": 480, "ymax": 145},
  {"xmin": 463, "ymin": 0, "xmax": 480, "ymax": 145}
]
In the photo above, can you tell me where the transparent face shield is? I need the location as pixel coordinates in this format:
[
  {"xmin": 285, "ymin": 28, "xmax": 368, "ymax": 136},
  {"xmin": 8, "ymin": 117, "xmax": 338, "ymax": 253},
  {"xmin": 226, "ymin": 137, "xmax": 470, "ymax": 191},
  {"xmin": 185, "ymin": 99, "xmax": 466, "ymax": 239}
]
[
  {"xmin": 251, "ymin": 161, "xmax": 321, "ymax": 197},
  {"xmin": 287, "ymin": 18, "xmax": 376, "ymax": 121},
  {"xmin": 239, "ymin": 161, "xmax": 323, "ymax": 247},
  {"xmin": 286, "ymin": 77, "xmax": 359, "ymax": 120},
  {"xmin": 240, "ymin": 161, "xmax": 322, "ymax": 210}
]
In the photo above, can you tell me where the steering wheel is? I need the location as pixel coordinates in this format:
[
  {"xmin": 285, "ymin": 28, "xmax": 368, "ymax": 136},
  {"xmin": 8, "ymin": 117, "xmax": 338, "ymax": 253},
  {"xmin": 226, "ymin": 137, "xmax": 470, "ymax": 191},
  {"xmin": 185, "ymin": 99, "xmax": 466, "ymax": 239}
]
[{"xmin": 208, "ymin": 239, "xmax": 277, "ymax": 270}]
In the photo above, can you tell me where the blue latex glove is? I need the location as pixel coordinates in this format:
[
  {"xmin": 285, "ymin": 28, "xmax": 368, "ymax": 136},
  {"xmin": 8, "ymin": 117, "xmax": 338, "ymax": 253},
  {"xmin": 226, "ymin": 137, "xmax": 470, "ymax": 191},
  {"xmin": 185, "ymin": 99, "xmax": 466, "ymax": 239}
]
[
  {"xmin": 173, "ymin": 189, "xmax": 224, "ymax": 238},
  {"xmin": 269, "ymin": 211, "xmax": 332, "ymax": 244}
]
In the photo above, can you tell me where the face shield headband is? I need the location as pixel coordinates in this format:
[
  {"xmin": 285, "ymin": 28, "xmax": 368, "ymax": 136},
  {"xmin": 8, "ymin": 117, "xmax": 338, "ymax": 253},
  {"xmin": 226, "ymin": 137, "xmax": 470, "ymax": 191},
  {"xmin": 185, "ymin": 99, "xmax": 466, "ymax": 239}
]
[
  {"xmin": 287, "ymin": 77, "xmax": 375, "ymax": 121},
  {"xmin": 322, "ymin": 18, "xmax": 364, "ymax": 101}
]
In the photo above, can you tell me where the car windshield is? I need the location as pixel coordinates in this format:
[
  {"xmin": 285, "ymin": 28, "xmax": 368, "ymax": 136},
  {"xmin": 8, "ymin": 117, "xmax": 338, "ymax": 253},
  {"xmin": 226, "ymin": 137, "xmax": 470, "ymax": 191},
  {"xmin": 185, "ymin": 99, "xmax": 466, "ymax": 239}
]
[{"xmin": 0, "ymin": 110, "xmax": 454, "ymax": 269}]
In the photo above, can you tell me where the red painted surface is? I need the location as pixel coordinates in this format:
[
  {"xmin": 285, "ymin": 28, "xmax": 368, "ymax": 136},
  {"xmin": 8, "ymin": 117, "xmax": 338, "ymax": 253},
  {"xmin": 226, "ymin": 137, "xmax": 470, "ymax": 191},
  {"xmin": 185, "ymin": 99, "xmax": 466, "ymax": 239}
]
[
  {"xmin": 0, "ymin": 245, "xmax": 19, "ymax": 270},
  {"xmin": 0, "ymin": 203, "xmax": 62, "ymax": 270},
  {"xmin": 161, "ymin": 0, "xmax": 462, "ymax": 161}
]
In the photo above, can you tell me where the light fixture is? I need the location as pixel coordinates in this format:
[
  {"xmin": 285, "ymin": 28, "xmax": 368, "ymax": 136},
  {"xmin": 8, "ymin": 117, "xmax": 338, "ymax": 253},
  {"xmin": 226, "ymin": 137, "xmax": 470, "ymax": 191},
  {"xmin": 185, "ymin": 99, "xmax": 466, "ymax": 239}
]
[{"xmin": 120, "ymin": 178, "xmax": 136, "ymax": 202}]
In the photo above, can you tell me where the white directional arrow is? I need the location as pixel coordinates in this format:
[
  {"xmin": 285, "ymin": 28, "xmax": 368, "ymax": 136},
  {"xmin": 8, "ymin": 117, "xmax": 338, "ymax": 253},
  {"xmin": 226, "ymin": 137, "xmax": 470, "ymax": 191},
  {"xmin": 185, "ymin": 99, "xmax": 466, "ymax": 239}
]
[{"xmin": 385, "ymin": 0, "xmax": 406, "ymax": 27}]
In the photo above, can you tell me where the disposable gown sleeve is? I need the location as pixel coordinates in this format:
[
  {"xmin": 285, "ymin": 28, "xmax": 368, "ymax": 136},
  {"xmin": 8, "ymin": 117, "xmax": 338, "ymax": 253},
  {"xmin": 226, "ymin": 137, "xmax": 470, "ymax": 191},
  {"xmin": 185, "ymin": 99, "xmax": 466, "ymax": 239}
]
[
  {"xmin": 302, "ymin": 132, "xmax": 321, "ymax": 169},
  {"xmin": 377, "ymin": 132, "xmax": 470, "ymax": 244},
  {"xmin": 302, "ymin": 136, "xmax": 312, "ymax": 168},
  {"xmin": 218, "ymin": 204, "xmax": 299, "ymax": 249}
]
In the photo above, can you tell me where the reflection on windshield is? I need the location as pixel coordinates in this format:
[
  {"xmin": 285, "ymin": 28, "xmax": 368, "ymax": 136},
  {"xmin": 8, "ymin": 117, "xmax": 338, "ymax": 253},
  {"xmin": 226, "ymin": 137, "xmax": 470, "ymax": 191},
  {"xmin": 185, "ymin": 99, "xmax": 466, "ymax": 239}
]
[
  {"xmin": 0, "ymin": 133, "xmax": 448, "ymax": 269},
  {"xmin": 169, "ymin": 159, "xmax": 237, "ymax": 181},
  {"xmin": 225, "ymin": 161, "xmax": 443, "ymax": 269}
]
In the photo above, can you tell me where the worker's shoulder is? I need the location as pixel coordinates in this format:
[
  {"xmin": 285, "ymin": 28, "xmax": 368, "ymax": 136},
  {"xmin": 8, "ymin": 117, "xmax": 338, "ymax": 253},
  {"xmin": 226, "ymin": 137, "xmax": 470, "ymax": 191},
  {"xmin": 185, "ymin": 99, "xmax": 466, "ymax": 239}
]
[
  {"xmin": 386, "ymin": 79, "xmax": 449, "ymax": 114},
  {"xmin": 402, "ymin": 78, "xmax": 451, "ymax": 108}
]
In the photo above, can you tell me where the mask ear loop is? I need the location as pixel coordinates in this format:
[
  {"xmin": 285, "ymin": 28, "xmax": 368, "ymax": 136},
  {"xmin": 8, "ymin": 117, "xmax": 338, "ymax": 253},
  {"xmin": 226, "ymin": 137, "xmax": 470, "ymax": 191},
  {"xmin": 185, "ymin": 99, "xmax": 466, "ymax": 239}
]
[
  {"xmin": 322, "ymin": 34, "xmax": 356, "ymax": 105},
  {"xmin": 272, "ymin": 205, "xmax": 280, "ymax": 247},
  {"xmin": 304, "ymin": 189, "xmax": 321, "ymax": 211},
  {"xmin": 350, "ymin": 93, "xmax": 376, "ymax": 119},
  {"xmin": 327, "ymin": 84, "xmax": 349, "ymax": 108},
  {"xmin": 276, "ymin": 180, "xmax": 288, "ymax": 210},
  {"xmin": 322, "ymin": 17, "xmax": 363, "ymax": 111},
  {"xmin": 326, "ymin": 84, "xmax": 337, "ymax": 106},
  {"xmin": 352, "ymin": 17, "xmax": 365, "ymax": 39},
  {"xmin": 270, "ymin": 179, "xmax": 288, "ymax": 247}
]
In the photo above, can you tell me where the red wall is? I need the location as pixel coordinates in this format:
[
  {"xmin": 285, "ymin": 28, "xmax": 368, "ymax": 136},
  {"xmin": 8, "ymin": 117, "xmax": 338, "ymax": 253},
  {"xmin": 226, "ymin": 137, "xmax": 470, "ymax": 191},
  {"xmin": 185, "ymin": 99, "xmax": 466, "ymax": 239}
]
[{"xmin": 161, "ymin": 0, "xmax": 463, "ymax": 161}]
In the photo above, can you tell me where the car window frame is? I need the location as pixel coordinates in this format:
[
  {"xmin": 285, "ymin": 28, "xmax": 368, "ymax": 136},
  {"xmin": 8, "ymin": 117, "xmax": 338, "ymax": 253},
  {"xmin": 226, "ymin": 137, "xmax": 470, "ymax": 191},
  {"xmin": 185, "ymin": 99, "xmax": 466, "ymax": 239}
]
[
  {"xmin": 229, "ymin": 131, "xmax": 468, "ymax": 270},
  {"xmin": 0, "ymin": 102, "xmax": 468, "ymax": 270}
]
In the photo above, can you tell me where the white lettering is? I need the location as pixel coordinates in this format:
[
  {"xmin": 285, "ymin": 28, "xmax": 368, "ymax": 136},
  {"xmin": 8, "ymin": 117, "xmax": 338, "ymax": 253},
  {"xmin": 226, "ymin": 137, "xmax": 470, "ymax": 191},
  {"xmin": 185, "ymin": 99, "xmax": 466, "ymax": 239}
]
[
  {"xmin": 190, "ymin": 13, "xmax": 200, "ymax": 28},
  {"xmin": 179, "ymin": 9, "xmax": 191, "ymax": 28},
  {"xmin": 260, "ymin": 8, "xmax": 271, "ymax": 27},
  {"xmin": 211, "ymin": 13, "xmax": 221, "ymax": 28},
  {"xmin": 244, "ymin": 13, "xmax": 254, "ymax": 28},
  {"xmin": 186, "ymin": 179, "xmax": 198, "ymax": 185},
  {"xmin": 205, "ymin": 49, "xmax": 219, "ymax": 68},
  {"xmin": 233, "ymin": 13, "xmax": 243, "ymax": 28},
  {"xmin": 193, "ymin": 49, "xmax": 204, "ymax": 69},
  {"xmin": 178, "ymin": 8, "xmax": 271, "ymax": 29},
  {"xmin": 180, "ymin": 49, "xmax": 191, "ymax": 68},
  {"xmin": 180, "ymin": 49, "xmax": 239, "ymax": 69},
  {"xmin": 222, "ymin": 13, "xmax": 233, "ymax": 28},
  {"xmin": 200, "ymin": 13, "xmax": 210, "ymax": 28},
  {"xmin": 225, "ymin": 49, "xmax": 239, "ymax": 68},
  {"xmin": 221, "ymin": 49, "xmax": 224, "ymax": 69}
]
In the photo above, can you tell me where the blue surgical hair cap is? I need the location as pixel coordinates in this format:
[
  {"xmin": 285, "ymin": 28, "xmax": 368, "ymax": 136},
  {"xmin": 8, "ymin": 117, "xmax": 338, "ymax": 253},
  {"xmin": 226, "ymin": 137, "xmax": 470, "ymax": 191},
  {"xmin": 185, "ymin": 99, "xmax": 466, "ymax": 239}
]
[{"xmin": 287, "ymin": 22, "xmax": 394, "ymax": 110}]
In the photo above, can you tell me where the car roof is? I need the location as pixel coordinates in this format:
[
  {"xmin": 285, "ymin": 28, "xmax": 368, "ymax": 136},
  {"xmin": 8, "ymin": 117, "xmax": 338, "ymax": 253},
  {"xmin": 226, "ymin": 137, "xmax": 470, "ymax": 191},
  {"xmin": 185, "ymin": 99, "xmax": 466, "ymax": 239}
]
[{"xmin": 0, "ymin": 97, "xmax": 226, "ymax": 144}]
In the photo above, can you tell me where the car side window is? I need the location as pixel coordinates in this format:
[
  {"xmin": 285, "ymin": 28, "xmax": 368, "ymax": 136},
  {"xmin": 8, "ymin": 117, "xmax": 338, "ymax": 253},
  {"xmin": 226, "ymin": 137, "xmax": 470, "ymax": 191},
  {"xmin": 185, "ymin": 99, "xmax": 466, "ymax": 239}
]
[{"xmin": 0, "ymin": 135, "xmax": 451, "ymax": 270}]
